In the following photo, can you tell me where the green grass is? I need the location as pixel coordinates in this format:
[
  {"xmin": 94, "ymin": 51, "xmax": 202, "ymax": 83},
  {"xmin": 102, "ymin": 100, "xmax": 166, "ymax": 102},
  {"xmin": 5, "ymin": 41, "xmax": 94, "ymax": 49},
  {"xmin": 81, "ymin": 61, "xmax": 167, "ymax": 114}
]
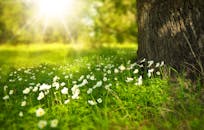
[{"xmin": 0, "ymin": 43, "xmax": 203, "ymax": 130}]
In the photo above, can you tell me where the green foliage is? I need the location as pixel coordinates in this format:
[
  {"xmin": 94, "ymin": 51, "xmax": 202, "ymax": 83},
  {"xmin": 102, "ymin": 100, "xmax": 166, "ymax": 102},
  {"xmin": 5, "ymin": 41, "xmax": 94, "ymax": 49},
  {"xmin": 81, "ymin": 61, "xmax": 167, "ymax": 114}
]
[
  {"xmin": 0, "ymin": 44, "xmax": 203, "ymax": 130},
  {"xmin": 87, "ymin": 0, "xmax": 137, "ymax": 43}
]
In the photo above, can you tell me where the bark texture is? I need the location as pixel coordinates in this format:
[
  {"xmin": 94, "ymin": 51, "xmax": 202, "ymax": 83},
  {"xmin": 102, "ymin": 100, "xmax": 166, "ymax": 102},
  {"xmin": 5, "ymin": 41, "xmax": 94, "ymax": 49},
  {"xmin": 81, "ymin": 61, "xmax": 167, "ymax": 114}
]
[{"xmin": 137, "ymin": 0, "xmax": 204, "ymax": 76}]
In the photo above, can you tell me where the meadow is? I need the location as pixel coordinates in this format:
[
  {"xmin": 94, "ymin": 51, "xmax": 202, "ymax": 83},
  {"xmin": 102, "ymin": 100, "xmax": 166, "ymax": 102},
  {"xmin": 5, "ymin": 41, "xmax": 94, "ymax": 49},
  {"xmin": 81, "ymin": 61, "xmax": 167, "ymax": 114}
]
[{"xmin": 0, "ymin": 43, "xmax": 203, "ymax": 130}]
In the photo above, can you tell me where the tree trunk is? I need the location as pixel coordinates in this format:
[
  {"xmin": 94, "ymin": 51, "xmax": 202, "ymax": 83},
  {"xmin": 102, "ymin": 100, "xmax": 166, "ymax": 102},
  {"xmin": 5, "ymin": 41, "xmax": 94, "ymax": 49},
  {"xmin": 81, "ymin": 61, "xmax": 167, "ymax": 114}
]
[{"xmin": 137, "ymin": 0, "xmax": 204, "ymax": 78}]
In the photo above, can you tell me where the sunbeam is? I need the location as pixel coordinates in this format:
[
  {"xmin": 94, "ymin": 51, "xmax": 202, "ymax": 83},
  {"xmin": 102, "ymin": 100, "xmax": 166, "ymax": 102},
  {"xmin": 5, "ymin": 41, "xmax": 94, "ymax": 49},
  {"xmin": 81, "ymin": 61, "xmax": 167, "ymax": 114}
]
[{"xmin": 36, "ymin": 0, "xmax": 75, "ymax": 19}]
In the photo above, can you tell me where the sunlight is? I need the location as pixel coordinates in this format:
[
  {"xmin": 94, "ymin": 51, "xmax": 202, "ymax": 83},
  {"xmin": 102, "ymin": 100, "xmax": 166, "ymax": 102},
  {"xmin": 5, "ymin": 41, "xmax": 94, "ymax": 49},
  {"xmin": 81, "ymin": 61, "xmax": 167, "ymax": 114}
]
[{"xmin": 37, "ymin": 0, "xmax": 75, "ymax": 19}]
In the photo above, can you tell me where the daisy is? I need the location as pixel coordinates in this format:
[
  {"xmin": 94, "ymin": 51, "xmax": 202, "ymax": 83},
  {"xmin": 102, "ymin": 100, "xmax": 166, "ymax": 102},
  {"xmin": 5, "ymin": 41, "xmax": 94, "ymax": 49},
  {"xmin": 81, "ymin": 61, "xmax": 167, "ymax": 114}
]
[
  {"xmin": 61, "ymin": 87, "xmax": 68, "ymax": 95},
  {"xmin": 97, "ymin": 98, "xmax": 102, "ymax": 103},
  {"xmin": 37, "ymin": 92, "xmax": 45, "ymax": 100},
  {"xmin": 52, "ymin": 82, "xmax": 60, "ymax": 90},
  {"xmin": 60, "ymin": 82, "xmax": 66, "ymax": 87},
  {"xmin": 36, "ymin": 108, "xmax": 45, "ymax": 117},
  {"xmin": 156, "ymin": 71, "xmax": 161, "ymax": 75},
  {"xmin": 53, "ymin": 76, "xmax": 60, "ymax": 82},
  {"xmin": 9, "ymin": 90, "xmax": 14, "ymax": 95},
  {"xmin": 133, "ymin": 69, "xmax": 139, "ymax": 74},
  {"xmin": 39, "ymin": 84, "xmax": 51, "ymax": 91},
  {"xmin": 88, "ymin": 100, "xmax": 97, "ymax": 105},
  {"xmin": 19, "ymin": 111, "xmax": 23, "ymax": 117},
  {"xmin": 71, "ymin": 86, "xmax": 80, "ymax": 99},
  {"xmin": 126, "ymin": 77, "xmax": 134, "ymax": 83},
  {"xmin": 87, "ymin": 88, "xmax": 93, "ymax": 94},
  {"xmin": 160, "ymin": 61, "xmax": 165, "ymax": 66},
  {"xmin": 114, "ymin": 68, "xmax": 119, "ymax": 73},
  {"xmin": 50, "ymin": 119, "xmax": 59, "ymax": 128},
  {"xmin": 38, "ymin": 120, "xmax": 47, "ymax": 129},
  {"xmin": 21, "ymin": 101, "xmax": 26, "ymax": 107},
  {"xmin": 103, "ymin": 77, "xmax": 108, "ymax": 82},
  {"xmin": 119, "ymin": 65, "xmax": 126, "ymax": 71},
  {"xmin": 64, "ymin": 99, "xmax": 70, "ymax": 104},
  {"xmin": 2, "ymin": 95, "xmax": 9, "ymax": 100},
  {"xmin": 135, "ymin": 76, "xmax": 143, "ymax": 86},
  {"xmin": 23, "ymin": 88, "xmax": 30, "ymax": 94},
  {"xmin": 33, "ymin": 86, "xmax": 38, "ymax": 92},
  {"xmin": 155, "ymin": 62, "xmax": 160, "ymax": 68}
]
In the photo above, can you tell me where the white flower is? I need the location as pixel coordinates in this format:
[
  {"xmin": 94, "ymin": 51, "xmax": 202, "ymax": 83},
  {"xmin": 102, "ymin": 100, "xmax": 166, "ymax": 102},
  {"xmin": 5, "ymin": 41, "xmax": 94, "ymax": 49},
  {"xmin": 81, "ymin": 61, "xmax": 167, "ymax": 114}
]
[
  {"xmin": 87, "ymin": 88, "xmax": 93, "ymax": 94},
  {"xmin": 135, "ymin": 76, "xmax": 143, "ymax": 86},
  {"xmin": 148, "ymin": 69, "xmax": 154, "ymax": 73},
  {"xmin": 50, "ymin": 119, "xmax": 59, "ymax": 128},
  {"xmin": 21, "ymin": 101, "xmax": 26, "ymax": 107},
  {"xmin": 140, "ymin": 58, "xmax": 146, "ymax": 63},
  {"xmin": 36, "ymin": 108, "xmax": 45, "ymax": 117},
  {"xmin": 38, "ymin": 120, "xmax": 47, "ymax": 129},
  {"xmin": 78, "ymin": 79, "xmax": 88, "ymax": 87},
  {"xmin": 160, "ymin": 61, "xmax": 164, "ymax": 67},
  {"xmin": 37, "ymin": 92, "xmax": 45, "ymax": 100},
  {"xmin": 71, "ymin": 85, "xmax": 78, "ymax": 91},
  {"xmin": 127, "ymin": 60, "xmax": 131, "ymax": 64},
  {"xmin": 3, "ymin": 95, "xmax": 9, "ymax": 100},
  {"xmin": 52, "ymin": 82, "xmax": 60, "ymax": 90},
  {"xmin": 155, "ymin": 62, "xmax": 160, "ymax": 68},
  {"xmin": 119, "ymin": 65, "xmax": 126, "ymax": 71},
  {"xmin": 78, "ymin": 75, "xmax": 84, "ymax": 81},
  {"xmin": 64, "ymin": 99, "xmax": 70, "ymax": 104},
  {"xmin": 29, "ymin": 83, "xmax": 35, "ymax": 86},
  {"xmin": 156, "ymin": 71, "xmax": 161, "ymax": 75},
  {"xmin": 82, "ymin": 79, "xmax": 88, "ymax": 85},
  {"xmin": 93, "ymin": 81, "xmax": 102, "ymax": 89},
  {"xmin": 61, "ymin": 87, "xmax": 68, "ymax": 95},
  {"xmin": 19, "ymin": 111, "xmax": 23, "ymax": 117},
  {"xmin": 104, "ymin": 83, "xmax": 112, "ymax": 90},
  {"xmin": 71, "ymin": 85, "xmax": 80, "ymax": 99},
  {"xmin": 126, "ymin": 77, "xmax": 134, "ymax": 82},
  {"xmin": 9, "ymin": 90, "xmax": 14, "ymax": 95},
  {"xmin": 97, "ymin": 98, "xmax": 102, "ymax": 103},
  {"xmin": 60, "ymin": 82, "xmax": 66, "ymax": 87},
  {"xmin": 44, "ymin": 90, "xmax": 49, "ymax": 95},
  {"xmin": 147, "ymin": 72, "xmax": 151, "ymax": 78},
  {"xmin": 114, "ymin": 68, "xmax": 119, "ymax": 73},
  {"xmin": 107, "ymin": 70, "xmax": 111, "ymax": 74},
  {"xmin": 72, "ymin": 93, "xmax": 80, "ymax": 99},
  {"xmin": 23, "ymin": 88, "xmax": 30, "ymax": 94},
  {"xmin": 72, "ymin": 81, "xmax": 77, "ymax": 84},
  {"xmin": 90, "ymin": 75, "xmax": 95, "ymax": 80},
  {"xmin": 103, "ymin": 77, "xmax": 108, "ymax": 82},
  {"xmin": 33, "ymin": 86, "xmax": 38, "ymax": 92},
  {"xmin": 86, "ymin": 74, "xmax": 90, "ymax": 79},
  {"xmin": 88, "ymin": 100, "xmax": 97, "ymax": 105},
  {"xmin": 39, "ymin": 84, "xmax": 51, "ymax": 91},
  {"xmin": 4, "ymin": 85, "xmax": 8, "ymax": 91},
  {"xmin": 148, "ymin": 69, "xmax": 154, "ymax": 78},
  {"xmin": 65, "ymin": 75, "xmax": 69, "ymax": 79},
  {"xmin": 133, "ymin": 69, "xmax": 139, "ymax": 74},
  {"xmin": 53, "ymin": 76, "xmax": 60, "ymax": 82},
  {"xmin": 148, "ymin": 60, "xmax": 154, "ymax": 67}
]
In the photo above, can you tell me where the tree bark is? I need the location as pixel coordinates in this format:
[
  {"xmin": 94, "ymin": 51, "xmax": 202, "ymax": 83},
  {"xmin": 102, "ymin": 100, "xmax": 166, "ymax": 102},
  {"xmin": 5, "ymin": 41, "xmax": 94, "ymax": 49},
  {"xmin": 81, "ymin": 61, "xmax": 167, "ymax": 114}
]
[{"xmin": 137, "ymin": 0, "xmax": 204, "ymax": 77}]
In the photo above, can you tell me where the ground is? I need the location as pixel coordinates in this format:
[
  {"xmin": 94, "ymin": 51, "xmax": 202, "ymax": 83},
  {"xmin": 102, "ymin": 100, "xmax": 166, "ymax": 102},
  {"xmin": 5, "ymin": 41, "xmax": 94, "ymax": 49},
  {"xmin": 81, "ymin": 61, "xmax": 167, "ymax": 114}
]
[{"xmin": 0, "ymin": 43, "xmax": 203, "ymax": 130}]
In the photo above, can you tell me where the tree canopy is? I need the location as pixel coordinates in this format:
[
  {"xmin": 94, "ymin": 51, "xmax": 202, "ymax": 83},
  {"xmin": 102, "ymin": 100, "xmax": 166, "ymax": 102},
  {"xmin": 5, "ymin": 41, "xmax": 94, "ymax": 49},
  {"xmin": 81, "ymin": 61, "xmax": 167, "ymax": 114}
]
[{"xmin": 0, "ymin": 0, "xmax": 136, "ymax": 44}]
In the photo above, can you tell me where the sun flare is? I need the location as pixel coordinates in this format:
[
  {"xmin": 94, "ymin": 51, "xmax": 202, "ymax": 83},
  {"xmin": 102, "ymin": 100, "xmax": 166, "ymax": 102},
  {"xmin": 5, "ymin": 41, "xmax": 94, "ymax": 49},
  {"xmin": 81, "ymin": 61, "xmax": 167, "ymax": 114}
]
[{"xmin": 37, "ymin": 0, "xmax": 75, "ymax": 19}]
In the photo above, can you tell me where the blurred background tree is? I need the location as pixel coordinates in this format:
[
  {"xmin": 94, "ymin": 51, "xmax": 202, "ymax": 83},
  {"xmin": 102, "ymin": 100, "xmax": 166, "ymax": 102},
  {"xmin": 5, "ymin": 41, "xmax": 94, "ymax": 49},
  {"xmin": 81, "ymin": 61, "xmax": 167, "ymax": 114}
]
[{"xmin": 0, "ymin": 0, "xmax": 137, "ymax": 44}]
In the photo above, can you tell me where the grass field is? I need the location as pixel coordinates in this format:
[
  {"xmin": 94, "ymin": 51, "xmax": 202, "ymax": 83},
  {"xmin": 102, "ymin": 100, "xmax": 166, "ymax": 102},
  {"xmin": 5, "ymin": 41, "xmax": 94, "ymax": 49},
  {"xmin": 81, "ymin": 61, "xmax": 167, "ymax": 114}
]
[{"xmin": 0, "ymin": 43, "xmax": 203, "ymax": 130}]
